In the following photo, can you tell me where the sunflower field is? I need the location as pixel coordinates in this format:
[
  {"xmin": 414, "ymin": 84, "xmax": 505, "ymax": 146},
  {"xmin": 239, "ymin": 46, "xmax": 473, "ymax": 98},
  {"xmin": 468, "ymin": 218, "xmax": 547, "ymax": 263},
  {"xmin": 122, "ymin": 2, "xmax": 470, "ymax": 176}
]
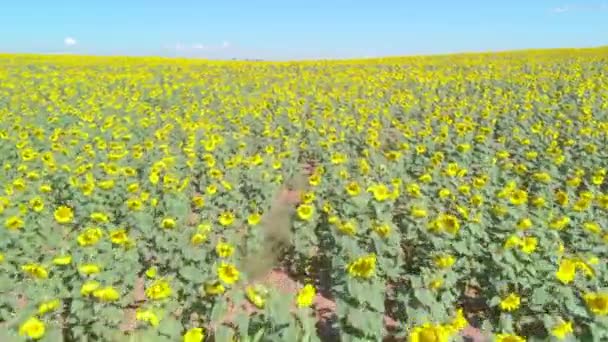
[{"xmin": 0, "ymin": 48, "xmax": 607, "ymax": 342}]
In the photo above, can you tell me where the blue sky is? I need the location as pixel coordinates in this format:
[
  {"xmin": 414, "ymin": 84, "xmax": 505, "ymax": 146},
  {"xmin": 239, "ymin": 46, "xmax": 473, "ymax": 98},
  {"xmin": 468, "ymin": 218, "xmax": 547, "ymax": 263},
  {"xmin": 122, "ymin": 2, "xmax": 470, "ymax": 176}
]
[{"xmin": 1, "ymin": 0, "xmax": 607, "ymax": 60}]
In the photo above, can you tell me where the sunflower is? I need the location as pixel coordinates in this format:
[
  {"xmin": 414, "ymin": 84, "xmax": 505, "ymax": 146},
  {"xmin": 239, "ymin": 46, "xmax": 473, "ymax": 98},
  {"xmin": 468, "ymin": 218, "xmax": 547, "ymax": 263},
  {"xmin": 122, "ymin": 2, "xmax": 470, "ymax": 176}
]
[
  {"xmin": 499, "ymin": 293, "xmax": 521, "ymax": 311},
  {"xmin": 54, "ymin": 206, "xmax": 74, "ymax": 224},
  {"xmin": 217, "ymin": 263, "xmax": 240, "ymax": 284},
  {"xmin": 346, "ymin": 254, "xmax": 376, "ymax": 279},
  {"xmin": 296, "ymin": 204, "xmax": 314, "ymax": 221}
]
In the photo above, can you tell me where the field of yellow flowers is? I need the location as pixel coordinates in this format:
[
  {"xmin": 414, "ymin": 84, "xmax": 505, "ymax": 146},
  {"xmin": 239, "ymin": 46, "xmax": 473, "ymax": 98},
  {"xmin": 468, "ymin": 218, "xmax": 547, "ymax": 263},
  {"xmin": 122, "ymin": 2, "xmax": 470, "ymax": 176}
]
[{"xmin": 0, "ymin": 47, "xmax": 607, "ymax": 342}]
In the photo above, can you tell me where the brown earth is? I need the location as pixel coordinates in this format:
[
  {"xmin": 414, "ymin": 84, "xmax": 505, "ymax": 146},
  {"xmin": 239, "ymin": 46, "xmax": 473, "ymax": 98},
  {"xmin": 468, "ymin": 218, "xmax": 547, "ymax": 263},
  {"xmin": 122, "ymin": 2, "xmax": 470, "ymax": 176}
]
[
  {"xmin": 5, "ymin": 163, "xmax": 489, "ymax": 341},
  {"xmin": 206, "ymin": 268, "xmax": 489, "ymax": 341},
  {"xmin": 115, "ymin": 162, "xmax": 490, "ymax": 341},
  {"xmin": 202, "ymin": 162, "xmax": 490, "ymax": 341}
]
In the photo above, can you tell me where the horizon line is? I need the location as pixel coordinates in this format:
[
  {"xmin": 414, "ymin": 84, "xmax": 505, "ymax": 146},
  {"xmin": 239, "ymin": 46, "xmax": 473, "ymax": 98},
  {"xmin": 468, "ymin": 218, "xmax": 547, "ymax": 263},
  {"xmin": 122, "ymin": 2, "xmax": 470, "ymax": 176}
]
[{"xmin": 1, "ymin": 44, "xmax": 607, "ymax": 63}]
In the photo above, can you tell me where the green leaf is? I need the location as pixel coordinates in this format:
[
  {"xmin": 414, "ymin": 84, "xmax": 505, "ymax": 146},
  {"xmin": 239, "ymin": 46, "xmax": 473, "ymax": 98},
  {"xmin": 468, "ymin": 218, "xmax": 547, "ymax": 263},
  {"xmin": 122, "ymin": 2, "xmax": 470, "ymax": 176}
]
[
  {"xmin": 407, "ymin": 306, "xmax": 430, "ymax": 326},
  {"xmin": 531, "ymin": 287, "xmax": 549, "ymax": 307},
  {"xmin": 216, "ymin": 325, "xmax": 235, "ymax": 342},
  {"xmin": 589, "ymin": 322, "xmax": 608, "ymax": 341},
  {"xmin": 179, "ymin": 265, "xmax": 204, "ymax": 283},
  {"xmin": 166, "ymin": 196, "xmax": 189, "ymax": 219},
  {"xmin": 489, "ymin": 296, "xmax": 501, "ymax": 307},
  {"xmin": 281, "ymin": 325, "xmax": 299, "ymax": 342},
  {"xmin": 72, "ymin": 326, "xmax": 86, "ymax": 339},
  {"xmin": 429, "ymin": 301, "xmax": 447, "ymax": 322},
  {"xmin": 481, "ymin": 320, "xmax": 494, "ymax": 335},
  {"xmin": 452, "ymin": 240, "xmax": 468, "ymax": 255},
  {"xmin": 0, "ymin": 328, "xmax": 16, "ymax": 342},
  {"xmin": 366, "ymin": 288, "xmax": 384, "ymax": 312},
  {"xmin": 266, "ymin": 293, "xmax": 292, "ymax": 326},
  {"xmin": 295, "ymin": 308, "xmax": 317, "ymax": 339},
  {"xmin": 100, "ymin": 306, "xmax": 124, "ymax": 325},
  {"xmin": 133, "ymin": 212, "xmax": 154, "ymax": 235},
  {"xmin": 0, "ymin": 274, "xmax": 15, "ymax": 292},
  {"xmin": 352, "ymin": 195, "xmax": 370, "ymax": 209},
  {"xmin": 564, "ymin": 298, "xmax": 590, "ymax": 318},
  {"xmin": 252, "ymin": 327, "xmax": 266, "ymax": 342},
  {"xmin": 129, "ymin": 329, "xmax": 164, "ymax": 342},
  {"xmin": 596, "ymin": 315, "xmax": 608, "ymax": 329},
  {"xmin": 503, "ymin": 250, "xmax": 519, "ymax": 267},
  {"xmin": 346, "ymin": 278, "xmax": 366, "ymax": 304},
  {"xmin": 409, "ymin": 276, "xmax": 423, "ymax": 289},
  {"xmin": 414, "ymin": 288, "xmax": 436, "ymax": 308},
  {"xmin": 210, "ymin": 298, "xmax": 229, "ymax": 324},
  {"xmin": 346, "ymin": 308, "xmax": 366, "ymax": 330},
  {"xmin": 158, "ymin": 317, "xmax": 182, "ymax": 339},
  {"xmin": 499, "ymin": 313, "xmax": 513, "ymax": 332},
  {"xmin": 235, "ymin": 312, "xmax": 250, "ymax": 340}
]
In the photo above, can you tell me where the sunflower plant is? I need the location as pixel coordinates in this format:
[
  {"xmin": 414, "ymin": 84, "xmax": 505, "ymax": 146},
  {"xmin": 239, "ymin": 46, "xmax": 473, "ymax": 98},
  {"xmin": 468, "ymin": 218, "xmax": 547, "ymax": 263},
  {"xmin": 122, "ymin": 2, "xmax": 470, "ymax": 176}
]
[{"xmin": 1, "ymin": 48, "xmax": 608, "ymax": 341}]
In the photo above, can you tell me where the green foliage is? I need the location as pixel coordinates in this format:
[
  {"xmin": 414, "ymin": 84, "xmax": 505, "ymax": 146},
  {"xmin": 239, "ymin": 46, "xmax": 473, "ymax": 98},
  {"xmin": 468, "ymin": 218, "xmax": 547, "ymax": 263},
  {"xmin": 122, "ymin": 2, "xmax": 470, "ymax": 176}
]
[{"xmin": 1, "ymin": 48, "xmax": 608, "ymax": 341}]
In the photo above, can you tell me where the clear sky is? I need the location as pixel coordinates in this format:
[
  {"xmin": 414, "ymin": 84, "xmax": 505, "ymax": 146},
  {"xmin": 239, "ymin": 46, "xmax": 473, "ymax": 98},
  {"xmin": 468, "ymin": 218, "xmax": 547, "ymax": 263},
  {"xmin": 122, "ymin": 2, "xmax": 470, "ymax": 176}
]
[{"xmin": 1, "ymin": 0, "xmax": 607, "ymax": 60}]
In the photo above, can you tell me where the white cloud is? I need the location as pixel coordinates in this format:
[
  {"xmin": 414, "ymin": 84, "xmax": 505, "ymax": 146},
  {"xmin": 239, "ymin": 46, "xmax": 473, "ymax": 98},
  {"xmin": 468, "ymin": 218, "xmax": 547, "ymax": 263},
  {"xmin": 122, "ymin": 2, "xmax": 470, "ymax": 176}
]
[
  {"xmin": 45, "ymin": 51, "xmax": 74, "ymax": 55},
  {"xmin": 551, "ymin": 3, "xmax": 608, "ymax": 13},
  {"xmin": 551, "ymin": 6, "xmax": 570, "ymax": 13},
  {"xmin": 64, "ymin": 37, "xmax": 77, "ymax": 46},
  {"xmin": 165, "ymin": 41, "xmax": 233, "ymax": 54}
]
